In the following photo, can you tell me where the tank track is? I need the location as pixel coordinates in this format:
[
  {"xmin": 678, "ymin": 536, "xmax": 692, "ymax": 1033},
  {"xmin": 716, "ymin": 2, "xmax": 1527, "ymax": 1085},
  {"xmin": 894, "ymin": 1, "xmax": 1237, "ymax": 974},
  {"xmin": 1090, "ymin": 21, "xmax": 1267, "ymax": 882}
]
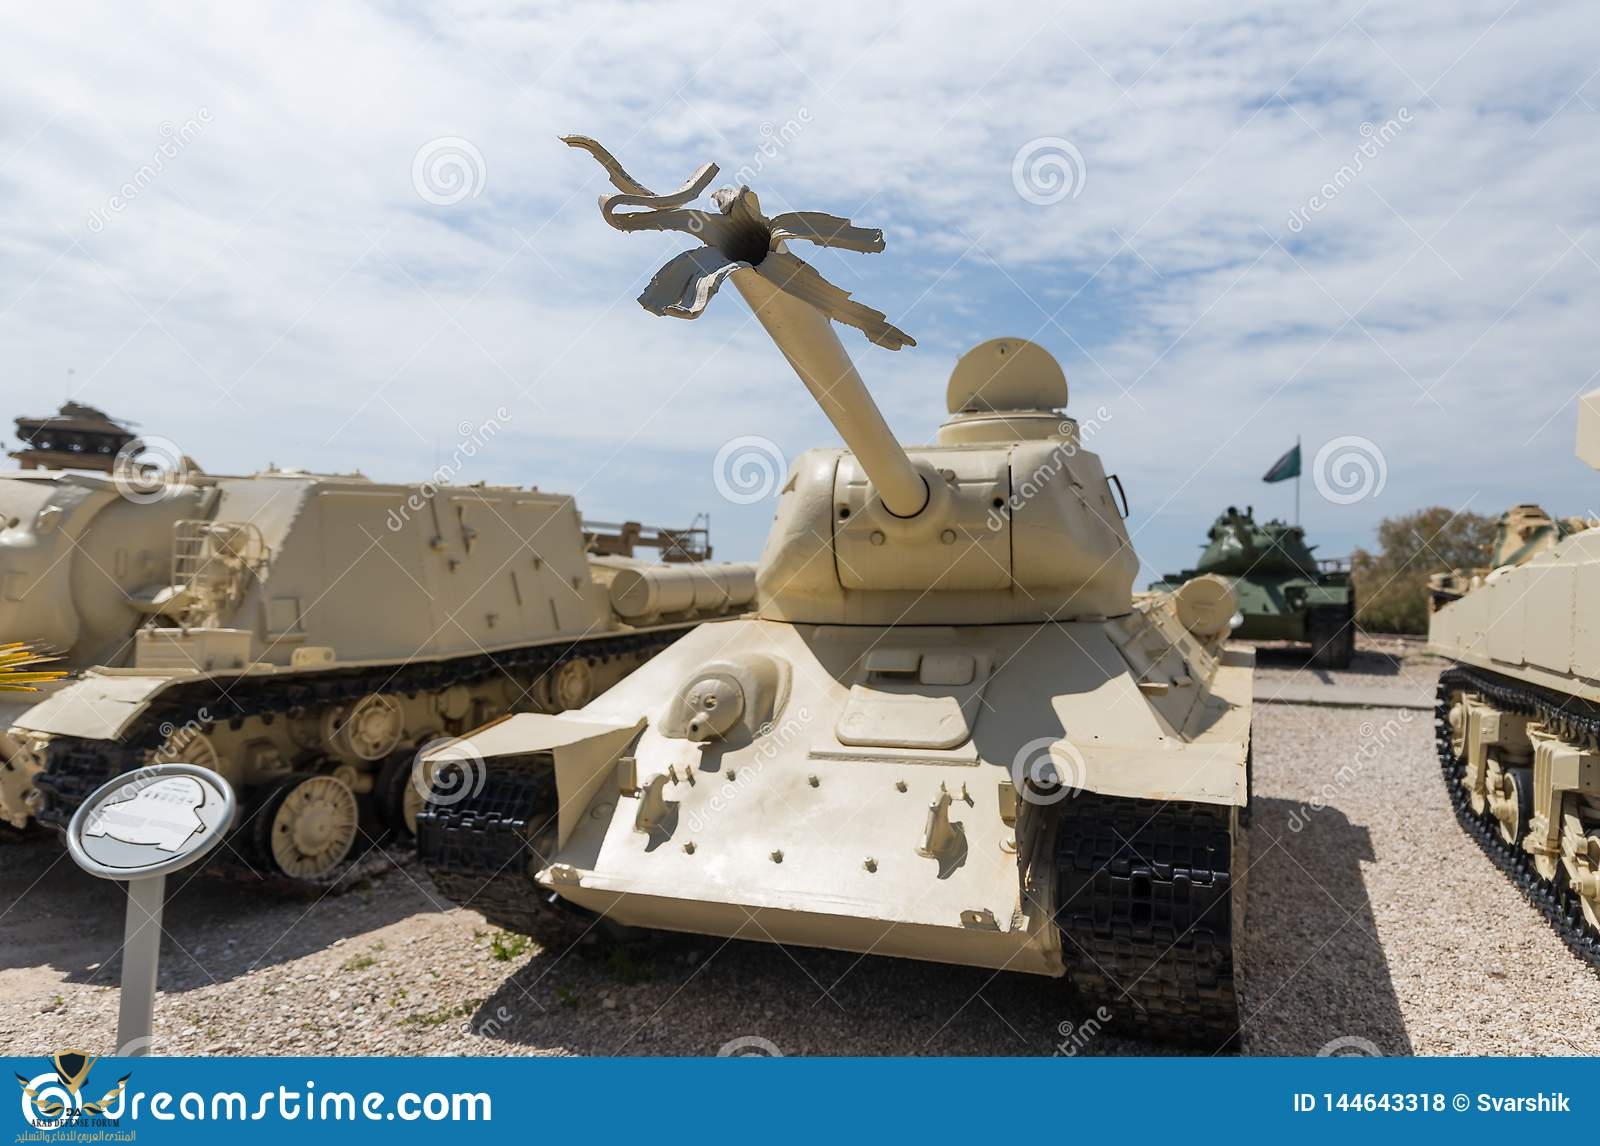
[
  {"xmin": 1306, "ymin": 602, "xmax": 1356, "ymax": 669},
  {"xmin": 1434, "ymin": 666, "xmax": 1600, "ymax": 971},
  {"xmin": 414, "ymin": 754, "xmax": 588, "ymax": 935},
  {"xmin": 1053, "ymin": 794, "xmax": 1240, "ymax": 1051},
  {"xmin": 31, "ymin": 627, "xmax": 684, "ymax": 890}
]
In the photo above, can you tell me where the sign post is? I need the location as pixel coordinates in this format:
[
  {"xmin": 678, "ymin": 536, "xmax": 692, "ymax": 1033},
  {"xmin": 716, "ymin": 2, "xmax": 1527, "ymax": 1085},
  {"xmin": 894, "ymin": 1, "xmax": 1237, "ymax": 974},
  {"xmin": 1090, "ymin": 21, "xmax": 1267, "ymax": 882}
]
[{"xmin": 64, "ymin": 764, "xmax": 237, "ymax": 1057}]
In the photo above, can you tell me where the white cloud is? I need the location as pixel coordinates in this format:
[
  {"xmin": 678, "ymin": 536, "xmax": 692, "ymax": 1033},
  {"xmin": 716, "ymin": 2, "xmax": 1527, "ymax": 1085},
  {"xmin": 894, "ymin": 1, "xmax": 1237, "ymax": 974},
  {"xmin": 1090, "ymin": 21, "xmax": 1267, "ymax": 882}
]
[{"xmin": 1, "ymin": 0, "xmax": 1596, "ymax": 580}]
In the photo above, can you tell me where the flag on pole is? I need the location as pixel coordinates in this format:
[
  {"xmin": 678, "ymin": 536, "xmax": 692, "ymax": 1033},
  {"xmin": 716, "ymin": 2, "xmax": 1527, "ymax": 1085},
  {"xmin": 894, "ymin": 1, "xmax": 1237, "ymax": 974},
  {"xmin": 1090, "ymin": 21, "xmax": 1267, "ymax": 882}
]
[{"xmin": 1262, "ymin": 443, "xmax": 1301, "ymax": 483}]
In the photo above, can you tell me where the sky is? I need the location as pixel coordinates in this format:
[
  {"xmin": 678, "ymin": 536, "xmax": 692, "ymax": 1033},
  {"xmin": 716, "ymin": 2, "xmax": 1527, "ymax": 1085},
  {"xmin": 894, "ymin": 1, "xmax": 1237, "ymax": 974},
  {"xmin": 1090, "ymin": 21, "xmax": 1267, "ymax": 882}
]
[{"xmin": 2, "ymin": 1, "xmax": 1597, "ymax": 582}]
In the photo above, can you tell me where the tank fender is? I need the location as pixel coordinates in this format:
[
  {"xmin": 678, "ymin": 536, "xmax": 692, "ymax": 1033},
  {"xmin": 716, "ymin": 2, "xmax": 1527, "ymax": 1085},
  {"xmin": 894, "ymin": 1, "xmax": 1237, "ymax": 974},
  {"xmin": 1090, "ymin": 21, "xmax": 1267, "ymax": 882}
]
[
  {"xmin": 426, "ymin": 712, "xmax": 644, "ymax": 850},
  {"xmin": 11, "ymin": 672, "xmax": 180, "ymax": 740}
]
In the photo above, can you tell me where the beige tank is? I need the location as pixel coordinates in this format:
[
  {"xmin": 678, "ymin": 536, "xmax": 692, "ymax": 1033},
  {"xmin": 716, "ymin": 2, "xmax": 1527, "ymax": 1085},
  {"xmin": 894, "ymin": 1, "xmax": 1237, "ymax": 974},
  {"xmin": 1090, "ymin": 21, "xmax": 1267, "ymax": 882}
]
[
  {"xmin": 416, "ymin": 139, "xmax": 1255, "ymax": 1049},
  {"xmin": 1427, "ymin": 502, "xmax": 1596, "ymax": 609},
  {"xmin": 1430, "ymin": 389, "xmax": 1600, "ymax": 963},
  {"xmin": 0, "ymin": 463, "xmax": 754, "ymax": 888}
]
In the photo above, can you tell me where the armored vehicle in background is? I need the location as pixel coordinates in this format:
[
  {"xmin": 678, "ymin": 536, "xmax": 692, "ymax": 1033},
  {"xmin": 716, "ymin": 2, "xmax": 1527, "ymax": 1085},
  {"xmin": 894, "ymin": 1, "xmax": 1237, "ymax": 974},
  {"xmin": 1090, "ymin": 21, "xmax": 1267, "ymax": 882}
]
[
  {"xmin": 1428, "ymin": 503, "xmax": 1595, "ymax": 609},
  {"xmin": 1431, "ymin": 391, "xmax": 1600, "ymax": 965},
  {"xmin": 584, "ymin": 517, "xmax": 713, "ymax": 563},
  {"xmin": 0, "ymin": 464, "xmax": 754, "ymax": 885},
  {"xmin": 1153, "ymin": 506, "xmax": 1354, "ymax": 668},
  {"xmin": 417, "ymin": 138, "xmax": 1255, "ymax": 1049},
  {"xmin": 10, "ymin": 402, "xmax": 137, "ymax": 473}
]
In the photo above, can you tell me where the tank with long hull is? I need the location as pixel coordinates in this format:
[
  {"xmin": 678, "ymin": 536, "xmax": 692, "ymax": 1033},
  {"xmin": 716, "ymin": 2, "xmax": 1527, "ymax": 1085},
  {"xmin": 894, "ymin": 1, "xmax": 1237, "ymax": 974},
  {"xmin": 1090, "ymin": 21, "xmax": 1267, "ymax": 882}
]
[
  {"xmin": 417, "ymin": 138, "xmax": 1255, "ymax": 1048},
  {"xmin": 1152, "ymin": 506, "xmax": 1355, "ymax": 668},
  {"xmin": 0, "ymin": 464, "xmax": 754, "ymax": 887},
  {"xmin": 1430, "ymin": 392, "xmax": 1600, "ymax": 964}
]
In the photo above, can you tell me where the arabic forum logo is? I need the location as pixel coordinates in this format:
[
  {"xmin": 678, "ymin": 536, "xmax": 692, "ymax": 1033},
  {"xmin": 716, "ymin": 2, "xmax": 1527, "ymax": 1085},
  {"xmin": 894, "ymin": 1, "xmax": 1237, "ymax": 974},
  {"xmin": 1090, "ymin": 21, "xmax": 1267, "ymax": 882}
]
[{"xmin": 16, "ymin": 1051, "xmax": 130, "ymax": 1129}]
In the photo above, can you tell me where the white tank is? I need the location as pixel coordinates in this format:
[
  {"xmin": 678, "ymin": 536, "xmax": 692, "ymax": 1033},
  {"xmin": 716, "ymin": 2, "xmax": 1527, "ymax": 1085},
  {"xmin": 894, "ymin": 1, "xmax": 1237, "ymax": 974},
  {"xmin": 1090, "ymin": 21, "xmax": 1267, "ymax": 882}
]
[{"xmin": 417, "ymin": 138, "xmax": 1255, "ymax": 1050}]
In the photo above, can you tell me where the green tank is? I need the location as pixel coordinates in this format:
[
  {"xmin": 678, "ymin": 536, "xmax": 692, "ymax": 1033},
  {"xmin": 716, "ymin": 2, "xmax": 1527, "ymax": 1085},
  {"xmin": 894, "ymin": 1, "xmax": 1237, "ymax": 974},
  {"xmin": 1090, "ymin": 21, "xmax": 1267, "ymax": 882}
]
[{"xmin": 1152, "ymin": 505, "xmax": 1355, "ymax": 668}]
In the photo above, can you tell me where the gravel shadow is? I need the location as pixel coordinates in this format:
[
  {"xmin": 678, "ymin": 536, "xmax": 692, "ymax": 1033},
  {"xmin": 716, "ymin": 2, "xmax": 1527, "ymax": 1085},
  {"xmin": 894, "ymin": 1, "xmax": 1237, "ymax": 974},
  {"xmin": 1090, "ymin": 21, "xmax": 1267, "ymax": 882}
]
[
  {"xmin": 1251, "ymin": 643, "xmax": 1404, "ymax": 679},
  {"xmin": 0, "ymin": 838, "xmax": 442, "ymax": 991},
  {"xmin": 461, "ymin": 926, "xmax": 1204, "ymax": 1057},
  {"xmin": 1239, "ymin": 796, "xmax": 1413, "ymax": 1055},
  {"xmin": 461, "ymin": 807, "xmax": 1393, "ymax": 1060}
]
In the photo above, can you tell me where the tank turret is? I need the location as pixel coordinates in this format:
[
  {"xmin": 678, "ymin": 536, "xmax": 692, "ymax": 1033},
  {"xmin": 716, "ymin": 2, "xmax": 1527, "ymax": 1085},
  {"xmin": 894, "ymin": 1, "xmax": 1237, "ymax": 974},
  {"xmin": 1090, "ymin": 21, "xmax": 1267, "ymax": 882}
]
[
  {"xmin": 1190, "ymin": 506, "xmax": 1320, "ymax": 579},
  {"xmin": 1153, "ymin": 505, "xmax": 1354, "ymax": 667},
  {"xmin": 417, "ymin": 139, "xmax": 1255, "ymax": 1050},
  {"xmin": 10, "ymin": 402, "xmax": 138, "ymax": 473},
  {"xmin": 563, "ymin": 136, "xmax": 1136, "ymax": 628}
]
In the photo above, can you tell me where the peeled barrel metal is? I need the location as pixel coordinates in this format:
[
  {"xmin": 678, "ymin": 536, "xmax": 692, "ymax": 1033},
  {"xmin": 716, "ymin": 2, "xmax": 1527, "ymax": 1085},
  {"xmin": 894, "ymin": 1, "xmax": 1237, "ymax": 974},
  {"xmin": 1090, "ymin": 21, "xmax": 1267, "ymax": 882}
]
[{"xmin": 608, "ymin": 562, "xmax": 758, "ymax": 622}]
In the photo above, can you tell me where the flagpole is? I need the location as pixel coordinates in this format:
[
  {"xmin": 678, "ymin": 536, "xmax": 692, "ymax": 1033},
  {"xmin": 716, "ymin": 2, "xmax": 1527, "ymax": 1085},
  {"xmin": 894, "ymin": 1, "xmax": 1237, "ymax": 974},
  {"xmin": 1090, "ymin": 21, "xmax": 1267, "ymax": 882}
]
[{"xmin": 1295, "ymin": 434, "xmax": 1301, "ymax": 526}]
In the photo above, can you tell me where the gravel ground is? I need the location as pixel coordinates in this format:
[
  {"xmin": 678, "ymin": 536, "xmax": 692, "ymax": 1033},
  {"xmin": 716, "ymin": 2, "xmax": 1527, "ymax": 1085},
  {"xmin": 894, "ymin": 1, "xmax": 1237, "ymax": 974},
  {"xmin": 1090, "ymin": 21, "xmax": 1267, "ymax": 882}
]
[
  {"xmin": 3, "ymin": 634, "xmax": 1597, "ymax": 1058},
  {"xmin": 1252, "ymin": 632, "xmax": 1439, "ymax": 698}
]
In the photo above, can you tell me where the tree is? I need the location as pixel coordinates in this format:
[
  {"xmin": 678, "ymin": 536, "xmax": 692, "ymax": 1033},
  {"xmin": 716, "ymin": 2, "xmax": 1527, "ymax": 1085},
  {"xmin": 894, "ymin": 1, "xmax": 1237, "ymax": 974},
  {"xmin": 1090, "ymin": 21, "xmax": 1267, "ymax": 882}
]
[{"xmin": 1350, "ymin": 507, "xmax": 1498, "ymax": 634}]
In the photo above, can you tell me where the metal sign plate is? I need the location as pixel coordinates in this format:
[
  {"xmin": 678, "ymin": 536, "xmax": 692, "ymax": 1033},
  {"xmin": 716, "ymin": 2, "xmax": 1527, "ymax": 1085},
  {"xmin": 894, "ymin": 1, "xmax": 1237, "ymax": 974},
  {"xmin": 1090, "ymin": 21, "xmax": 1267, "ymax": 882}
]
[{"xmin": 66, "ymin": 764, "xmax": 236, "ymax": 880}]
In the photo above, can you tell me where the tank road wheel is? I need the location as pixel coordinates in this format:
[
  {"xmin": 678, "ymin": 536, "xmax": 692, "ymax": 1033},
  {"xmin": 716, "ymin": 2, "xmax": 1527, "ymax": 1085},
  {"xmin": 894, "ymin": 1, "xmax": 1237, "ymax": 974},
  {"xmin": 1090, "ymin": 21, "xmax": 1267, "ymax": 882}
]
[
  {"xmin": 325, "ymin": 694, "xmax": 405, "ymax": 762},
  {"xmin": 1054, "ymin": 796, "xmax": 1240, "ymax": 1051},
  {"xmin": 401, "ymin": 774, "xmax": 427, "ymax": 836},
  {"xmin": 286, "ymin": 707, "xmax": 324, "ymax": 752},
  {"xmin": 376, "ymin": 750, "xmax": 414, "ymax": 837},
  {"xmin": 1568, "ymin": 832, "xmax": 1600, "ymax": 936},
  {"xmin": 256, "ymin": 774, "xmax": 361, "ymax": 882},
  {"xmin": 1307, "ymin": 606, "xmax": 1355, "ymax": 669},
  {"xmin": 534, "ymin": 658, "xmax": 596, "ymax": 713},
  {"xmin": 373, "ymin": 736, "xmax": 430, "ymax": 838},
  {"xmin": 1467, "ymin": 755, "xmax": 1491, "ymax": 818},
  {"xmin": 154, "ymin": 728, "xmax": 220, "ymax": 771},
  {"xmin": 1485, "ymin": 762, "xmax": 1534, "ymax": 848},
  {"xmin": 1443, "ymin": 690, "xmax": 1469, "ymax": 766}
]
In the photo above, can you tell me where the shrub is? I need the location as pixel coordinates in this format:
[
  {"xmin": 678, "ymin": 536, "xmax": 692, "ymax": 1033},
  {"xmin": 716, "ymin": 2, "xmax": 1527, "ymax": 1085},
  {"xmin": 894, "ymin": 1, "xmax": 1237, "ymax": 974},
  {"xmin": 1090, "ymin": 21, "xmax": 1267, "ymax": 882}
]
[{"xmin": 1350, "ymin": 507, "xmax": 1497, "ymax": 634}]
